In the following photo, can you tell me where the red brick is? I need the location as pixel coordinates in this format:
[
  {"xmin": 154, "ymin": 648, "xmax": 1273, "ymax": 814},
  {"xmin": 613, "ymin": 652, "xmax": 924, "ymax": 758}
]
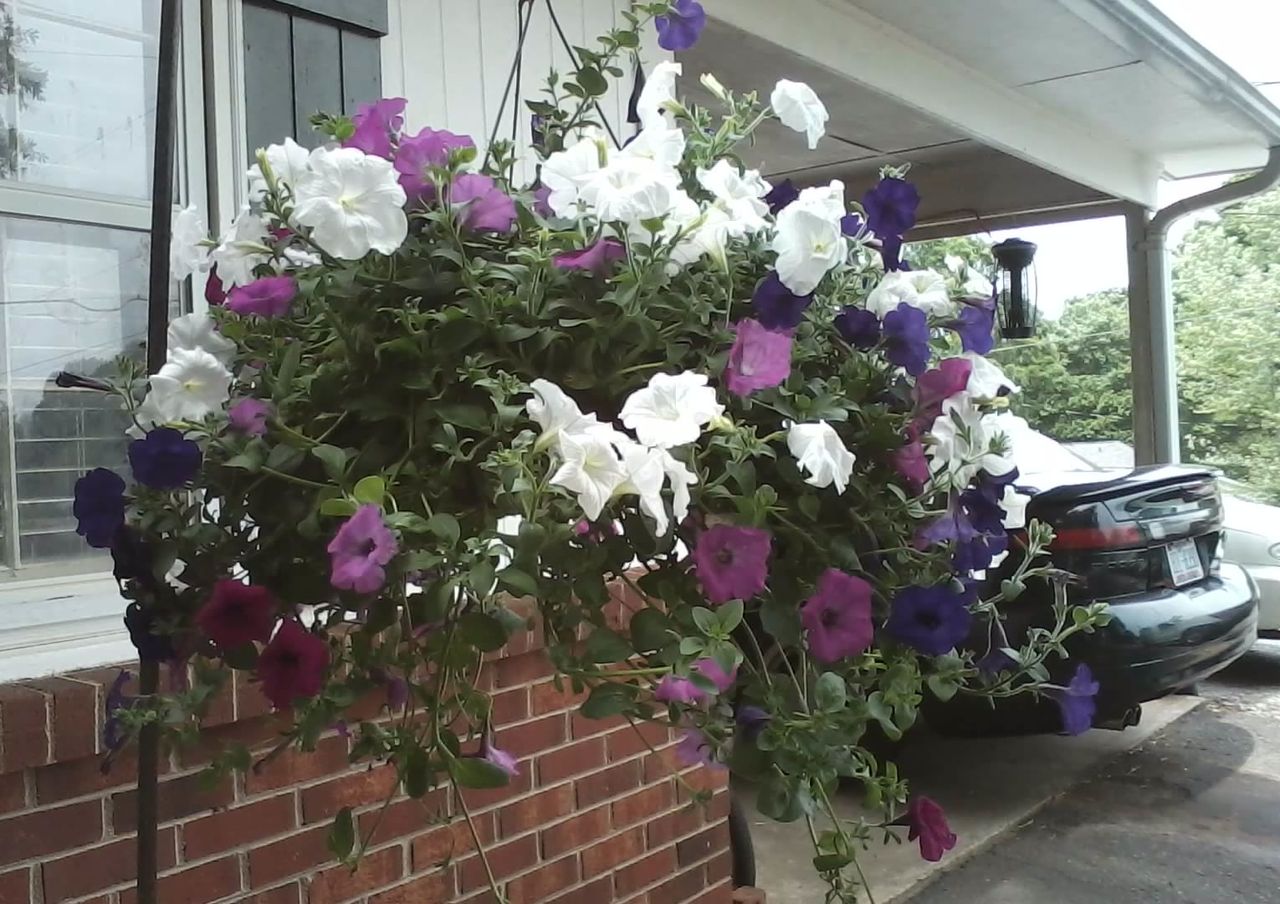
[
  {"xmin": 546, "ymin": 875, "xmax": 613, "ymax": 904},
  {"xmin": 540, "ymin": 805, "xmax": 609, "ymax": 858},
  {"xmin": 119, "ymin": 856, "xmax": 241, "ymax": 904},
  {"xmin": 705, "ymin": 789, "xmax": 731, "ymax": 822},
  {"xmin": 493, "ymin": 652, "xmax": 555, "ymax": 688},
  {"xmin": 0, "ymin": 685, "xmax": 48, "ymax": 772},
  {"xmin": 494, "ymin": 713, "xmax": 566, "ymax": 760},
  {"xmin": 369, "ymin": 870, "xmax": 455, "ymax": 904},
  {"xmin": 24, "ymin": 677, "xmax": 97, "ymax": 762},
  {"xmin": 239, "ymin": 882, "xmax": 304, "ymax": 904},
  {"xmin": 615, "ymin": 847, "xmax": 677, "ymax": 898},
  {"xmin": 0, "ymin": 868, "xmax": 29, "ymax": 904},
  {"xmin": 182, "ymin": 793, "xmax": 297, "ymax": 861},
  {"xmin": 606, "ymin": 722, "xmax": 671, "ymax": 761},
  {"xmin": 537, "ymin": 737, "xmax": 605, "ymax": 786},
  {"xmin": 360, "ymin": 789, "xmax": 448, "ymax": 848},
  {"xmin": 0, "ymin": 771, "xmax": 25, "ymax": 815},
  {"xmin": 458, "ymin": 834, "xmax": 537, "ymax": 892},
  {"xmin": 236, "ymin": 669, "xmax": 276, "ymax": 720},
  {"xmin": 647, "ymin": 862, "xmax": 707, "ymax": 904},
  {"xmin": 646, "ymin": 802, "xmax": 703, "ymax": 847},
  {"xmin": 179, "ymin": 712, "xmax": 292, "ymax": 767},
  {"xmin": 677, "ymin": 766, "xmax": 730, "ymax": 801},
  {"xmin": 612, "ymin": 782, "xmax": 676, "ymax": 830},
  {"xmin": 246, "ymin": 825, "xmax": 330, "ymax": 888},
  {"xmin": 412, "ymin": 811, "xmax": 495, "ymax": 871},
  {"xmin": 0, "ymin": 799, "xmax": 102, "ymax": 867},
  {"xmin": 40, "ymin": 828, "xmax": 177, "ymax": 901},
  {"xmin": 576, "ymin": 760, "xmax": 641, "ymax": 807},
  {"xmin": 529, "ymin": 680, "xmax": 588, "ymax": 716},
  {"xmin": 490, "ymin": 687, "xmax": 529, "ymax": 725},
  {"xmin": 677, "ymin": 822, "xmax": 730, "ymax": 867},
  {"xmin": 571, "ymin": 711, "xmax": 628, "ymax": 739},
  {"xmin": 246, "ymin": 735, "xmax": 349, "ymax": 794},
  {"xmin": 507, "ymin": 854, "xmax": 579, "ymax": 904},
  {"xmin": 643, "ymin": 748, "xmax": 682, "ymax": 784},
  {"xmin": 300, "ymin": 764, "xmax": 400, "ymax": 823},
  {"xmin": 113, "ymin": 769, "xmax": 234, "ymax": 832},
  {"xmin": 498, "ymin": 783, "xmax": 574, "ymax": 838},
  {"xmin": 705, "ymin": 849, "xmax": 733, "ymax": 886},
  {"xmin": 203, "ymin": 676, "xmax": 236, "ymax": 727},
  {"xmin": 34, "ymin": 746, "xmax": 141, "ymax": 805},
  {"xmin": 731, "ymin": 885, "xmax": 766, "ymax": 904},
  {"xmin": 307, "ymin": 844, "xmax": 403, "ymax": 904},
  {"xmin": 582, "ymin": 826, "xmax": 645, "ymax": 878},
  {"xmin": 457, "ymin": 767, "xmax": 532, "ymax": 813}
]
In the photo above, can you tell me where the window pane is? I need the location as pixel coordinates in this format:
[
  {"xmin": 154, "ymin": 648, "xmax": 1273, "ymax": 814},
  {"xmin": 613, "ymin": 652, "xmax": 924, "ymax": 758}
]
[
  {"xmin": 0, "ymin": 215, "xmax": 174, "ymax": 577},
  {"xmin": 1, "ymin": 0, "xmax": 160, "ymax": 199}
]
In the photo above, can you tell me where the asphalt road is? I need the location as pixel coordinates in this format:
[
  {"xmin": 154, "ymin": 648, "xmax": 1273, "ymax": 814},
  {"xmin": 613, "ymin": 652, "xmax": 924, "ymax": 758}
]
[{"xmin": 908, "ymin": 639, "xmax": 1280, "ymax": 903}]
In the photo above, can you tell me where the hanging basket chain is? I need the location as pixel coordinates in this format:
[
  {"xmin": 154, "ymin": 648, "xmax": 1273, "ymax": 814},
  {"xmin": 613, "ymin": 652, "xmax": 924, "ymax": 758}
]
[
  {"xmin": 485, "ymin": 0, "xmax": 538, "ymax": 166},
  {"xmin": 544, "ymin": 0, "xmax": 623, "ymax": 149}
]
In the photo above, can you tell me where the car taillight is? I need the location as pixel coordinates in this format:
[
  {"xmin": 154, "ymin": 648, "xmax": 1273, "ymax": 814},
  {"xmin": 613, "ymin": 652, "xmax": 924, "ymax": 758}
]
[{"xmin": 1049, "ymin": 524, "xmax": 1144, "ymax": 550}]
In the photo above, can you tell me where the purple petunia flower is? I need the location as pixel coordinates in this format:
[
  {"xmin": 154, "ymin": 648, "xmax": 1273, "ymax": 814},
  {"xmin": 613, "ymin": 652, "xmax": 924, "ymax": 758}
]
[
  {"xmin": 124, "ymin": 602, "xmax": 176, "ymax": 662},
  {"xmin": 914, "ymin": 357, "xmax": 973, "ymax": 416},
  {"xmin": 102, "ymin": 669, "xmax": 133, "ymax": 752},
  {"xmin": 226, "ymin": 275, "xmax": 297, "ymax": 318},
  {"xmin": 655, "ymin": 675, "xmax": 706, "ymax": 705},
  {"xmin": 800, "ymin": 568, "xmax": 874, "ymax": 663},
  {"xmin": 916, "ymin": 495, "xmax": 981, "ymax": 550},
  {"xmin": 386, "ymin": 675, "xmax": 409, "ymax": 712},
  {"xmin": 655, "ymin": 0, "xmax": 707, "ymax": 51},
  {"xmin": 73, "ymin": 468, "xmax": 126, "ymax": 548},
  {"xmin": 841, "ymin": 213, "xmax": 865, "ymax": 237},
  {"xmin": 886, "ymin": 584, "xmax": 973, "ymax": 656},
  {"xmin": 879, "ymin": 234, "xmax": 906, "ymax": 272},
  {"xmin": 228, "ymin": 398, "xmax": 272, "ymax": 437},
  {"xmin": 894, "ymin": 426, "xmax": 930, "ymax": 490},
  {"xmin": 693, "ymin": 524, "xmax": 772, "ymax": 605},
  {"xmin": 1049, "ymin": 664, "xmax": 1100, "ymax": 735},
  {"xmin": 752, "ymin": 272, "xmax": 813, "ymax": 331},
  {"xmin": 394, "ymin": 126, "xmax": 475, "ymax": 199},
  {"xmin": 764, "ymin": 179, "xmax": 799, "ymax": 215},
  {"xmin": 863, "ymin": 176, "xmax": 920, "ymax": 241},
  {"xmin": 735, "ymin": 704, "xmax": 771, "ymax": 742},
  {"xmin": 693, "ymin": 658, "xmax": 737, "ymax": 694},
  {"xmin": 256, "ymin": 620, "xmax": 329, "ymax": 709},
  {"xmin": 532, "ymin": 184, "xmax": 554, "ymax": 218},
  {"xmin": 553, "ymin": 236, "xmax": 626, "ymax": 275},
  {"xmin": 906, "ymin": 796, "xmax": 957, "ymax": 862},
  {"xmin": 675, "ymin": 727, "xmax": 721, "ymax": 768},
  {"xmin": 481, "ymin": 736, "xmax": 520, "ymax": 777},
  {"xmin": 725, "ymin": 319, "xmax": 793, "ymax": 397},
  {"xmin": 835, "ymin": 306, "xmax": 881, "ymax": 350},
  {"xmin": 882, "ymin": 302, "xmax": 931, "ymax": 376},
  {"xmin": 327, "ymin": 504, "xmax": 399, "ymax": 594},
  {"xmin": 447, "ymin": 173, "xmax": 517, "ymax": 233},
  {"xmin": 128, "ymin": 427, "xmax": 201, "ymax": 490},
  {"xmin": 953, "ymin": 299, "xmax": 996, "ymax": 355},
  {"xmin": 343, "ymin": 97, "xmax": 407, "ymax": 160},
  {"xmin": 977, "ymin": 648, "xmax": 1017, "ymax": 678}
]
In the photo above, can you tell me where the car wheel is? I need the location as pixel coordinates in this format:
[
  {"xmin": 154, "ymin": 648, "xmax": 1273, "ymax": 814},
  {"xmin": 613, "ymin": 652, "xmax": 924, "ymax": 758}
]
[
  {"xmin": 1176, "ymin": 682, "xmax": 1202, "ymax": 696},
  {"xmin": 729, "ymin": 793, "xmax": 756, "ymax": 888}
]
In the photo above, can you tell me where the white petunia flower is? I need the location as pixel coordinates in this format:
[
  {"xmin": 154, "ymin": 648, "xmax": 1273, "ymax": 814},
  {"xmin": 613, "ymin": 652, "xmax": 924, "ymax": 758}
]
[
  {"xmin": 248, "ymin": 137, "xmax": 311, "ymax": 201},
  {"xmin": 292, "ymin": 146, "xmax": 408, "ymax": 259},
  {"xmin": 700, "ymin": 72, "xmax": 730, "ymax": 103},
  {"xmin": 865, "ymin": 269, "xmax": 954, "ymax": 319},
  {"xmin": 770, "ymin": 181, "xmax": 848, "ymax": 295},
  {"xmin": 619, "ymin": 371, "xmax": 725, "ymax": 448},
  {"xmin": 527, "ymin": 379, "xmax": 600, "ymax": 451},
  {"xmin": 787, "ymin": 421, "xmax": 856, "ymax": 494},
  {"xmin": 209, "ymin": 207, "xmax": 272, "ymax": 288},
  {"xmin": 619, "ymin": 123, "xmax": 687, "ymax": 169},
  {"xmin": 636, "ymin": 61, "xmax": 682, "ymax": 132},
  {"xmin": 668, "ymin": 204, "xmax": 734, "ymax": 270},
  {"xmin": 170, "ymin": 205, "xmax": 209, "ymax": 281},
  {"xmin": 927, "ymin": 395, "xmax": 1016, "ymax": 488},
  {"xmin": 146, "ymin": 348, "xmax": 234, "ymax": 423},
  {"xmin": 618, "ymin": 443, "xmax": 671, "ymax": 535},
  {"xmin": 770, "ymin": 79, "xmax": 829, "ymax": 150},
  {"xmin": 946, "ymin": 254, "xmax": 994, "ymax": 301},
  {"xmin": 696, "ymin": 160, "xmax": 770, "ymax": 235},
  {"xmin": 280, "ymin": 247, "xmax": 323, "ymax": 270},
  {"xmin": 661, "ymin": 451, "xmax": 698, "ymax": 526},
  {"xmin": 961, "ymin": 352, "xmax": 1020, "ymax": 399},
  {"xmin": 541, "ymin": 128, "xmax": 610, "ymax": 218},
  {"xmin": 578, "ymin": 156, "xmax": 681, "ymax": 225},
  {"xmin": 551, "ymin": 431, "xmax": 629, "ymax": 521},
  {"xmin": 1001, "ymin": 485, "xmax": 1031, "ymax": 530},
  {"xmin": 167, "ymin": 313, "xmax": 235, "ymax": 367}
]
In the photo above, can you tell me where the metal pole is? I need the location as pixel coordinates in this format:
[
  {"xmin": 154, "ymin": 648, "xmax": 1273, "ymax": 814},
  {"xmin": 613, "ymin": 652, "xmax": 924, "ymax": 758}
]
[{"xmin": 138, "ymin": 1, "xmax": 181, "ymax": 901}]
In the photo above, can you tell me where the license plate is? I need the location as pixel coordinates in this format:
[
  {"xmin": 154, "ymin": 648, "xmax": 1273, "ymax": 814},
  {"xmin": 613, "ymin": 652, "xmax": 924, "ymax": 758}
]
[{"xmin": 1165, "ymin": 538, "xmax": 1205, "ymax": 587}]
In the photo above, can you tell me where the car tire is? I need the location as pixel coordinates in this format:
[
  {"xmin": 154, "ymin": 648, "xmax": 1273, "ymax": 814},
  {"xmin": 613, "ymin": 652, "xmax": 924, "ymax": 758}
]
[
  {"xmin": 1176, "ymin": 682, "xmax": 1203, "ymax": 696},
  {"xmin": 729, "ymin": 794, "xmax": 756, "ymax": 888}
]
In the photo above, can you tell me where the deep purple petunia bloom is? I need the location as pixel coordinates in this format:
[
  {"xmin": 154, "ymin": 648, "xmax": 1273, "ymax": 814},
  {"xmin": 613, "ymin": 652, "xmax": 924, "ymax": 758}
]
[
  {"xmin": 977, "ymin": 648, "xmax": 1017, "ymax": 678},
  {"xmin": 693, "ymin": 523, "xmax": 772, "ymax": 605},
  {"xmin": 894, "ymin": 425, "xmax": 930, "ymax": 490},
  {"xmin": 886, "ymin": 584, "xmax": 973, "ymax": 656},
  {"xmin": 447, "ymin": 173, "xmax": 517, "ymax": 233},
  {"xmin": 73, "ymin": 468, "xmax": 127, "ymax": 548},
  {"xmin": 841, "ymin": 213, "xmax": 865, "ymax": 237},
  {"xmin": 735, "ymin": 704, "xmax": 771, "ymax": 742},
  {"xmin": 480, "ymin": 736, "xmax": 520, "ymax": 777},
  {"xmin": 879, "ymin": 234, "xmax": 906, "ymax": 272},
  {"xmin": 675, "ymin": 728, "xmax": 721, "ymax": 768},
  {"xmin": 694, "ymin": 658, "xmax": 737, "ymax": 694},
  {"xmin": 256, "ymin": 620, "xmax": 329, "ymax": 709},
  {"xmin": 205, "ymin": 267, "xmax": 226, "ymax": 306},
  {"xmin": 916, "ymin": 496, "xmax": 981, "ymax": 550},
  {"xmin": 110, "ymin": 525, "xmax": 155, "ymax": 590},
  {"xmin": 553, "ymin": 236, "xmax": 626, "ymax": 275},
  {"xmin": 835, "ymin": 306, "xmax": 881, "ymax": 350},
  {"xmin": 128, "ymin": 427, "xmax": 201, "ymax": 490},
  {"xmin": 882, "ymin": 302, "xmax": 931, "ymax": 376},
  {"xmin": 1049, "ymin": 663, "xmax": 1100, "ymax": 735},
  {"xmin": 906, "ymin": 796, "xmax": 957, "ymax": 862},
  {"xmin": 196, "ymin": 579, "xmax": 279, "ymax": 649},
  {"xmin": 226, "ymin": 275, "xmax": 297, "ymax": 318},
  {"xmin": 914, "ymin": 357, "xmax": 973, "ymax": 415},
  {"xmin": 228, "ymin": 398, "xmax": 272, "ymax": 437},
  {"xmin": 124, "ymin": 602, "xmax": 175, "ymax": 662},
  {"xmin": 327, "ymin": 504, "xmax": 399, "ymax": 594},
  {"xmin": 394, "ymin": 126, "xmax": 475, "ymax": 198},
  {"xmin": 385, "ymin": 675, "xmax": 409, "ymax": 712},
  {"xmin": 953, "ymin": 299, "xmax": 996, "ymax": 355},
  {"xmin": 753, "ymin": 272, "xmax": 813, "ymax": 331},
  {"xmin": 102, "ymin": 669, "xmax": 133, "ymax": 753},
  {"xmin": 655, "ymin": 0, "xmax": 707, "ymax": 51},
  {"xmin": 725, "ymin": 319, "xmax": 793, "ymax": 397},
  {"xmin": 655, "ymin": 675, "xmax": 707, "ymax": 705},
  {"xmin": 800, "ymin": 568, "xmax": 874, "ymax": 663},
  {"xmin": 764, "ymin": 179, "xmax": 799, "ymax": 215},
  {"xmin": 863, "ymin": 176, "xmax": 920, "ymax": 241},
  {"xmin": 343, "ymin": 97, "xmax": 407, "ymax": 160}
]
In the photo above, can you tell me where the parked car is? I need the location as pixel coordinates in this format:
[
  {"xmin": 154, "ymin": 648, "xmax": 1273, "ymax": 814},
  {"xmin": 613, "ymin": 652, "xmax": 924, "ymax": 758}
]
[
  {"xmin": 1218, "ymin": 478, "xmax": 1280, "ymax": 635},
  {"xmin": 928, "ymin": 417, "xmax": 1259, "ymax": 735}
]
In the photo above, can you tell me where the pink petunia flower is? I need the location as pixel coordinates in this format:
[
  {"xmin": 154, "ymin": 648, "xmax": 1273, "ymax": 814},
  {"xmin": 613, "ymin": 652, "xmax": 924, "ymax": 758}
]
[
  {"xmin": 226, "ymin": 275, "xmax": 297, "ymax": 318},
  {"xmin": 553, "ymin": 237, "xmax": 626, "ymax": 276},
  {"xmin": 394, "ymin": 126, "xmax": 475, "ymax": 199},
  {"xmin": 343, "ymin": 97, "xmax": 407, "ymax": 160},
  {"xmin": 196, "ymin": 579, "xmax": 279, "ymax": 648},
  {"xmin": 327, "ymin": 504, "xmax": 398, "ymax": 594},
  {"xmin": 480, "ymin": 736, "xmax": 519, "ymax": 777},
  {"xmin": 256, "ymin": 620, "xmax": 329, "ymax": 709},
  {"xmin": 228, "ymin": 398, "xmax": 272, "ymax": 437},
  {"xmin": 655, "ymin": 675, "xmax": 706, "ymax": 705},
  {"xmin": 799, "ymin": 568, "xmax": 874, "ymax": 663},
  {"xmin": 905, "ymin": 796, "xmax": 958, "ymax": 862},
  {"xmin": 692, "ymin": 524, "xmax": 772, "ymax": 605},
  {"xmin": 447, "ymin": 173, "xmax": 517, "ymax": 233},
  {"xmin": 693, "ymin": 658, "xmax": 737, "ymax": 694},
  {"xmin": 725, "ymin": 319, "xmax": 793, "ymax": 397}
]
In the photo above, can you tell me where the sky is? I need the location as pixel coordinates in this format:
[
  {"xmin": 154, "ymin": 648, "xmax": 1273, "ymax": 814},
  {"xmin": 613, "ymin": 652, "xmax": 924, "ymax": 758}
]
[{"xmin": 986, "ymin": 0, "xmax": 1280, "ymax": 319}]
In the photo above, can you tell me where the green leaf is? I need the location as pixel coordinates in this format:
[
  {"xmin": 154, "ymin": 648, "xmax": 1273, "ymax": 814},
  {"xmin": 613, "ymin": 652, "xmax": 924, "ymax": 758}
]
[
  {"xmin": 353, "ymin": 475, "xmax": 386, "ymax": 505},
  {"xmin": 312, "ymin": 444, "xmax": 348, "ymax": 481},
  {"xmin": 760, "ymin": 595, "xmax": 800, "ymax": 646},
  {"xmin": 497, "ymin": 567, "xmax": 539, "ymax": 597},
  {"xmin": 273, "ymin": 340, "xmax": 303, "ymax": 404},
  {"xmin": 629, "ymin": 608, "xmax": 673, "ymax": 653},
  {"xmin": 678, "ymin": 636, "xmax": 706, "ymax": 656},
  {"xmin": 426, "ymin": 513, "xmax": 461, "ymax": 547},
  {"xmin": 584, "ymin": 628, "xmax": 632, "ymax": 663},
  {"xmin": 319, "ymin": 497, "xmax": 357, "ymax": 517},
  {"xmin": 815, "ymin": 672, "xmax": 847, "ymax": 712},
  {"xmin": 691, "ymin": 606, "xmax": 719, "ymax": 637},
  {"xmin": 459, "ymin": 611, "xmax": 508, "ymax": 652},
  {"xmin": 813, "ymin": 852, "xmax": 853, "ymax": 873},
  {"xmin": 576, "ymin": 66, "xmax": 608, "ymax": 96},
  {"xmin": 265, "ymin": 443, "xmax": 304, "ymax": 472},
  {"xmin": 580, "ymin": 682, "xmax": 633, "ymax": 719},
  {"xmin": 451, "ymin": 756, "xmax": 513, "ymax": 790},
  {"xmin": 926, "ymin": 673, "xmax": 960, "ymax": 702},
  {"xmin": 757, "ymin": 776, "xmax": 803, "ymax": 822},
  {"xmin": 327, "ymin": 807, "xmax": 356, "ymax": 861},
  {"xmin": 717, "ymin": 599, "xmax": 744, "ymax": 634},
  {"xmin": 402, "ymin": 749, "xmax": 432, "ymax": 798},
  {"xmin": 224, "ymin": 441, "xmax": 267, "ymax": 472},
  {"xmin": 1001, "ymin": 578, "xmax": 1026, "ymax": 601},
  {"xmin": 468, "ymin": 560, "xmax": 496, "ymax": 595}
]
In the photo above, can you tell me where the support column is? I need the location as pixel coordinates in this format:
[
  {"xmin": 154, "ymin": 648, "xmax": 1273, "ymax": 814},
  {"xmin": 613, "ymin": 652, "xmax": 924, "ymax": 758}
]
[{"xmin": 1125, "ymin": 203, "xmax": 1179, "ymax": 466}]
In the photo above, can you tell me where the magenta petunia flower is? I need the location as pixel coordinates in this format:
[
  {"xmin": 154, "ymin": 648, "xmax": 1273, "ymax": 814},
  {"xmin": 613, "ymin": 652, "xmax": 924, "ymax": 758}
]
[
  {"xmin": 480, "ymin": 736, "xmax": 519, "ymax": 777},
  {"xmin": 725, "ymin": 319, "xmax": 793, "ymax": 397},
  {"xmin": 327, "ymin": 504, "xmax": 398, "ymax": 594},
  {"xmin": 905, "ymin": 796, "xmax": 957, "ymax": 862},
  {"xmin": 205, "ymin": 267, "xmax": 226, "ymax": 306},
  {"xmin": 394, "ymin": 126, "xmax": 475, "ymax": 199},
  {"xmin": 675, "ymin": 727, "xmax": 723, "ymax": 769},
  {"xmin": 894, "ymin": 425, "xmax": 930, "ymax": 489},
  {"xmin": 256, "ymin": 620, "xmax": 329, "ymax": 709},
  {"xmin": 693, "ymin": 658, "xmax": 737, "ymax": 694},
  {"xmin": 532, "ymin": 185, "xmax": 554, "ymax": 218},
  {"xmin": 693, "ymin": 524, "xmax": 772, "ymax": 605},
  {"xmin": 447, "ymin": 173, "xmax": 517, "ymax": 233},
  {"xmin": 196, "ymin": 579, "xmax": 279, "ymax": 649},
  {"xmin": 228, "ymin": 398, "xmax": 271, "ymax": 437},
  {"xmin": 226, "ymin": 275, "xmax": 297, "ymax": 318},
  {"xmin": 800, "ymin": 568, "xmax": 874, "ymax": 663},
  {"xmin": 655, "ymin": 675, "xmax": 706, "ymax": 705},
  {"xmin": 915, "ymin": 357, "xmax": 973, "ymax": 415},
  {"xmin": 553, "ymin": 237, "xmax": 626, "ymax": 275},
  {"xmin": 343, "ymin": 97, "xmax": 407, "ymax": 160}
]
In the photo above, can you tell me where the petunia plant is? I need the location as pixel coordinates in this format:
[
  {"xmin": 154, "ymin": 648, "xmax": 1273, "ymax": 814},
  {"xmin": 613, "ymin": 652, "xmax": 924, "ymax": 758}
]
[{"xmin": 70, "ymin": 3, "xmax": 1110, "ymax": 901}]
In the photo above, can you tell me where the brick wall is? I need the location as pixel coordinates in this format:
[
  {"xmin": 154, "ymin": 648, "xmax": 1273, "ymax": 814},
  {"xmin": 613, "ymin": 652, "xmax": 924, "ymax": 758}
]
[{"xmin": 0, "ymin": 608, "xmax": 734, "ymax": 903}]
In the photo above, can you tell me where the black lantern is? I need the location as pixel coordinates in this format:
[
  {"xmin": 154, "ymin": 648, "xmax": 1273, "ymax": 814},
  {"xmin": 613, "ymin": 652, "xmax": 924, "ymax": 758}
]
[{"xmin": 992, "ymin": 238, "xmax": 1039, "ymax": 339}]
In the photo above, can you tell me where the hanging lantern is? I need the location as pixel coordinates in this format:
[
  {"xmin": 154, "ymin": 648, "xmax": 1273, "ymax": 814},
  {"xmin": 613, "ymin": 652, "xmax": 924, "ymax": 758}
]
[{"xmin": 992, "ymin": 238, "xmax": 1039, "ymax": 339}]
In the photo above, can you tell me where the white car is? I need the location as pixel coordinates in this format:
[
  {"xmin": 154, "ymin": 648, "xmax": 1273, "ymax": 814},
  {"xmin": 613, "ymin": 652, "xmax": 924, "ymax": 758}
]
[{"xmin": 1219, "ymin": 480, "xmax": 1280, "ymax": 633}]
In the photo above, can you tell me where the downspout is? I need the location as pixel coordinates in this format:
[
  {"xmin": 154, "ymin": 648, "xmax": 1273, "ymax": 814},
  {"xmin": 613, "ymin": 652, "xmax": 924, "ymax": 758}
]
[{"xmin": 1135, "ymin": 145, "xmax": 1280, "ymax": 465}]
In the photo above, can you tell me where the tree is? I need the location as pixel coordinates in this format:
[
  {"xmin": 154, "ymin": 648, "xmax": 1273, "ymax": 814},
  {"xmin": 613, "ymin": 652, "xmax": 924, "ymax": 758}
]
[{"xmin": 1, "ymin": 7, "xmax": 48, "ymax": 179}]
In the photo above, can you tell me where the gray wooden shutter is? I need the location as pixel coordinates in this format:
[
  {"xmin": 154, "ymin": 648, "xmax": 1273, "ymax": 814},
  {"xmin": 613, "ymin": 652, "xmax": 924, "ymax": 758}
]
[{"xmin": 242, "ymin": 0, "xmax": 388, "ymax": 154}]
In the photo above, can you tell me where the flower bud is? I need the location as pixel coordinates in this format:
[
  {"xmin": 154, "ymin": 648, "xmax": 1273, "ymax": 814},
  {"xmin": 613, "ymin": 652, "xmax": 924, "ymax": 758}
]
[{"xmin": 700, "ymin": 72, "xmax": 729, "ymax": 103}]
